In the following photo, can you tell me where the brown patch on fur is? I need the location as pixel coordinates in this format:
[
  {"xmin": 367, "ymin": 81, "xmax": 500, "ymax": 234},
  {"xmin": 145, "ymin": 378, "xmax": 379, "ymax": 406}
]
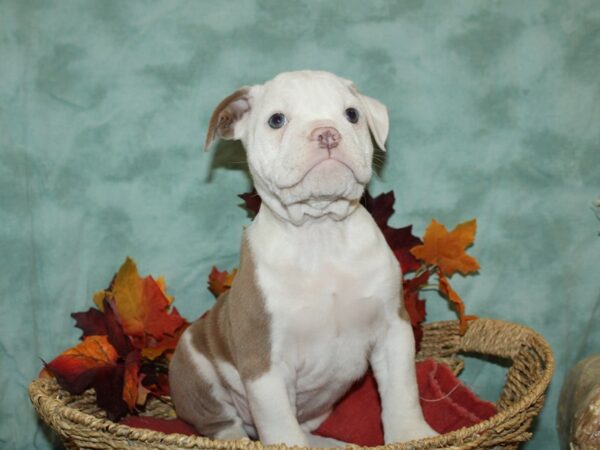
[
  {"xmin": 168, "ymin": 334, "xmax": 234, "ymax": 436},
  {"xmin": 204, "ymin": 88, "xmax": 250, "ymax": 150},
  {"xmin": 169, "ymin": 233, "xmax": 271, "ymax": 436},
  {"xmin": 190, "ymin": 232, "xmax": 272, "ymax": 377}
]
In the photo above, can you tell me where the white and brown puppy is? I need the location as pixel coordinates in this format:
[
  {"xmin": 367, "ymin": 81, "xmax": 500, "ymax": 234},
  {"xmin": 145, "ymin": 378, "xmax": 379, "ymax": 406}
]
[{"xmin": 169, "ymin": 71, "xmax": 437, "ymax": 447}]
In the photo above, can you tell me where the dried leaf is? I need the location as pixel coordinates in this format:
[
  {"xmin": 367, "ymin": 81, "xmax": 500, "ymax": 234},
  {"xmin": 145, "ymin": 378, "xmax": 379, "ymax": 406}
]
[
  {"xmin": 44, "ymin": 335, "xmax": 118, "ymax": 394},
  {"xmin": 156, "ymin": 276, "xmax": 174, "ymax": 304},
  {"xmin": 438, "ymin": 274, "xmax": 477, "ymax": 334},
  {"xmin": 207, "ymin": 266, "xmax": 238, "ymax": 298},
  {"xmin": 362, "ymin": 190, "xmax": 395, "ymax": 228},
  {"xmin": 94, "ymin": 258, "xmax": 186, "ymax": 342},
  {"xmin": 123, "ymin": 352, "xmax": 141, "ymax": 410},
  {"xmin": 239, "ymin": 189, "xmax": 262, "ymax": 216},
  {"xmin": 141, "ymin": 325, "xmax": 186, "ymax": 361},
  {"xmin": 362, "ymin": 191, "xmax": 423, "ymax": 273},
  {"xmin": 411, "ymin": 219, "xmax": 480, "ymax": 277},
  {"xmin": 72, "ymin": 307, "xmax": 108, "ymax": 339},
  {"xmin": 403, "ymin": 271, "xmax": 429, "ymax": 327},
  {"xmin": 403, "ymin": 271, "xmax": 430, "ymax": 351}
]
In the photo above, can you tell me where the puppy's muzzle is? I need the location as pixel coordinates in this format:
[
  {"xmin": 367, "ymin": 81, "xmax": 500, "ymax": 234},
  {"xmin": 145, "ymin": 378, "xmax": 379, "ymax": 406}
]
[{"xmin": 310, "ymin": 127, "xmax": 342, "ymax": 150}]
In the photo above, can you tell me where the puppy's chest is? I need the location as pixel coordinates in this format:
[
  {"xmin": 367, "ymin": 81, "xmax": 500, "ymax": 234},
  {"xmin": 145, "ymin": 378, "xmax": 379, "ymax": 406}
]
[{"xmin": 255, "ymin": 235, "xmax": 400, "ymax": 369}]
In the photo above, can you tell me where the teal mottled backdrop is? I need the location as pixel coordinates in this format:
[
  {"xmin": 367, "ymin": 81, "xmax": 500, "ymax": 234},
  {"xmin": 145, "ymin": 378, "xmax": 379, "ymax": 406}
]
[{"xmin": 1, "ymin": 1, "xmax": 599, "ymax": 448}]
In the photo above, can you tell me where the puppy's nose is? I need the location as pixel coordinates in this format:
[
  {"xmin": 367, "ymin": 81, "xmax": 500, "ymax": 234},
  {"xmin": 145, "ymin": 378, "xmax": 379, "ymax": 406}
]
[{"xmin": 309, "ymin": 127, "xmax": 342, "ymax": 150}]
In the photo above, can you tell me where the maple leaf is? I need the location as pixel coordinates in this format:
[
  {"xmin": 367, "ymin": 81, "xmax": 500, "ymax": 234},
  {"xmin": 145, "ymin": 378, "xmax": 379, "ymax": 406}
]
[
  {"xmin": 44, "ymin": 335, "xmax": 118, "ymax": 394},
  {"xmin": 44, "ymin": 258, "xmax": 189, "ymax": 420},
  {"xmin": 403, "ymin": 271, "xmax": 429, "ymax": 327},
  {"xmin": 156, "ymin": 276, "xmax": 174, "ymax": 304},
  {"xmin": 72, "ymin": 307, "xmax": 108, "ymax": 339},
  {"xmin": 239, "ymin": 189, "xmax": 262, "ymax": 217},
  {"xmin": 362, "ymin": 191, "xmax": 423, "ymax": 273},
  {"xmin": 438, "ymin": 274, "xmax": 477, "ymax": 335},
  {"xmin": 102, "ymin": 298, "xmax": 134, "ymax": 356},
  {"xmin": 207, "ymin": 266, "xmax": 238, "ymax": 298},
  {"xmin": 385, "ymin": 225, "xmax": 422, "ymax": 273},
  {"xmin": 140, "ymin": 365, "xmax": 171, "ymax": 397},
  {"xmin": 410, "ymin": 219, "xmax": 480, "ymax": 277},
  {"xmin": 402, "ymin": 271, "xmax": 429, "ymax": 350},
  {"xmin": 93, "ymin": 258, "xmax": 187, "ymax": 343},
  {"xmin": 362, "ymin": 190, "xmax": 395, "ymax": 228},
  {"xmin": 123, "ymin": 351, "xmax": 141, "ymax": 410},
  {"xmin": 141, "ymin": 325, "xmax": 187, "ymax": 361}
]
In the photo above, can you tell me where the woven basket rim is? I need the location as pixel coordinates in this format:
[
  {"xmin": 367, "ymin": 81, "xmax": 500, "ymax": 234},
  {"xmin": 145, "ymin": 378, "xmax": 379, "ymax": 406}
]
[{"xmin": 29, "ymin": 318, "xmax": 555, "ymax": 449}]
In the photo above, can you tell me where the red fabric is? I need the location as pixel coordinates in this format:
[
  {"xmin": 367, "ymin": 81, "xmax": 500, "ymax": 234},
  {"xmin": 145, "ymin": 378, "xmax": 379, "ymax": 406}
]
[
  {"xmin": 314, "ymin": 359, "xmax": 496, "ymax": 446},
  {"xmin": 121, "ymin": 359, "xmax": 496, "ymax": 445},
  {"xmin": 121, "ymin": 415, "xmax": 198, "ymax": 436}
]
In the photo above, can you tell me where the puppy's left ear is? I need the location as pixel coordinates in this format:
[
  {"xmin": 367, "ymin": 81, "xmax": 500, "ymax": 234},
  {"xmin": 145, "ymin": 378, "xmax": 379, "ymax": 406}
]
[
  {"xmin": 204, "ymin": 86, "xmax": 253, "ymax": 151},
  {"xmin": 345, "ymin": 81, "xmax": 389, "ymax": 151},
  {"xmin": 358, "ymin": 94, "xmax": 389, "ymax": 151}
]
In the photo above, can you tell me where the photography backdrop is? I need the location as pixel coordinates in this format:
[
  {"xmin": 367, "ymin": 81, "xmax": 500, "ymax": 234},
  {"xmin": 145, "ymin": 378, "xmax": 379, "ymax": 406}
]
[{"xmin": 1, "ymin": 1, "xmax": 599, "ymax": 448}]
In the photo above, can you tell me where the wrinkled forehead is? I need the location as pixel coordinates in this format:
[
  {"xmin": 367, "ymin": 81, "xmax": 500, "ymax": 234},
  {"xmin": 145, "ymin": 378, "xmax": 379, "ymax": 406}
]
[{"xmin": 258, "ymin": 72, "xmax": 356, "ymax": 116}]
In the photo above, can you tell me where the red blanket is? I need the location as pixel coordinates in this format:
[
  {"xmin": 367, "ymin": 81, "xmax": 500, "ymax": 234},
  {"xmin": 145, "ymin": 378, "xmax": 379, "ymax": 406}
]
[{"xmin": 122, "ymin": 359, "xmax": 496, "ymax": 446}]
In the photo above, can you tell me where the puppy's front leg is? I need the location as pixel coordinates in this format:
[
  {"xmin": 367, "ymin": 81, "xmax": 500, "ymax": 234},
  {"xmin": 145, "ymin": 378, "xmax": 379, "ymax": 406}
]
[
  {"xmin": 370, "ymin": 316, "xmax": 437, "ymax": 444},
  {"xmin": 245, "ymin": 368, "xmax": 308, "ymax": 447}
]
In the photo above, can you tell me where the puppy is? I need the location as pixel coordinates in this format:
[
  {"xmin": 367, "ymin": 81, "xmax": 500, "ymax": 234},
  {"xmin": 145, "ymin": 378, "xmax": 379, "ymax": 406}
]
[{"xmin": 169, "ymin": 71, "xmax": 437, "ymax": 447}]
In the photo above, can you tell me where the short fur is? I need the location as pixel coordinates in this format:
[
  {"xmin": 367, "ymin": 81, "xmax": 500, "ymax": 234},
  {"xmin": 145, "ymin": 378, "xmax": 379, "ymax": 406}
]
[{"xmin": 170, "ymin": 71, "xmax": 436, "ymax": 447}]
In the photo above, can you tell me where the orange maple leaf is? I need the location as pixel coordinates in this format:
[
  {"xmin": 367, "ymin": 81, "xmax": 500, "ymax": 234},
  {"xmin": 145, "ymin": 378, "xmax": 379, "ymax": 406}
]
[
  {"xmin": 410, "ymin": 219, "xmax": 480, "ymax": 277},
  {"xmin": 93, "ymin": 258, "xmax": 186, "ymax": 342},
  {"xmin": 208, "ymin": 266, "xmax": 238, "ymax": 298},
  {"xmin": 43, "ymin": 336, "xmax": 118, "ymax": 389},
  {"xmin": 122, "ymin": 352, "xmax": 150, "ymax": 410},
  {"xmin": 156, "ymin": 276, "xmax": 174, "ymax": 304},
  {"xmin": 439, "ymin": 274, "xmax": 477, "ymax": 334},
  {"xmin": 141, "ymin": 325, "xmax": 187, "ymax": 360}
]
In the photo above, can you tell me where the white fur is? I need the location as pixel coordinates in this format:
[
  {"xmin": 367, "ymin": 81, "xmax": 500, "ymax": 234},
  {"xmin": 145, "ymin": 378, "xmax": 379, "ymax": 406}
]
[
  {"xmin": 245, "ymin": 203, "xmax": 435, "ymax": 445},
  {"xmin": 184, "ymin": 71, "xmax": 436, "ymax": 446}
]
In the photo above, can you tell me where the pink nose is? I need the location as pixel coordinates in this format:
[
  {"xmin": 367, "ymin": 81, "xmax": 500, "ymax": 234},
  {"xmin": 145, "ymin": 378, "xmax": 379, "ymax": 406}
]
[{"xmin": 309, "ymin": 127, "xmax": 342, "ymax": 150}]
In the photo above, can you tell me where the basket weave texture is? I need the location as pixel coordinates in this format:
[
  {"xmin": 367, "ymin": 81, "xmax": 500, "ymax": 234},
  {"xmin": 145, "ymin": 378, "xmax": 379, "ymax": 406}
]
[{"xmin": 29, "ymin": 318, "xmax": 554, "ymax": 450}]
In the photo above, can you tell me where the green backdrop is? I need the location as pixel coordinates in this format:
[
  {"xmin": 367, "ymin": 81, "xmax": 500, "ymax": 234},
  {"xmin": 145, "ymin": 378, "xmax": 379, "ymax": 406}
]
[{"xmin": 1, "ymin": 1, "xmax": 599, "ymax": 448}]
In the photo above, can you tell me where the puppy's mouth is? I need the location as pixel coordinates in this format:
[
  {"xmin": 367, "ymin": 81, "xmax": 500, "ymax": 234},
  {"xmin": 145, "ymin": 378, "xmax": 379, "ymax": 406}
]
[{"xmin": 275, "ymin": 155, "xmax": 363, "ymax": 190}]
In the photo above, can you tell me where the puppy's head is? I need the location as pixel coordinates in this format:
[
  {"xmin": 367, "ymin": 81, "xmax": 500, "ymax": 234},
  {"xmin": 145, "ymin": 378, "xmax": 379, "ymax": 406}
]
[{"xmin": 205, "ymin": 71, "xmax": 389, "ymax": 225}]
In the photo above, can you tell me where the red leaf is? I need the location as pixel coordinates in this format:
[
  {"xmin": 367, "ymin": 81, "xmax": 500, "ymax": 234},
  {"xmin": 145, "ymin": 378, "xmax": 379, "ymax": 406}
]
[
  {"xmin": 385, "ymin": 225, "xmax": 423, "ymax": 273},
  {"xmin": 403, "ymin": 271, "xmax": 429, "ymax": 351},
  {"xmin": 403, "ymin": 288, "xmax": 427, "ymax": 328},
  {"xmin": 92, "ymin": 363, "xmax": 129, "ymax": 421},
  {"xmin": 71, "ymin": 308, "xmax": 108, "ymax": 339},
  {"xmin": 45, "ymin": 336, "xmax": 118, "ymax": 391},
  {"xmin": 123, "ymin": 351, "xmax": 141, "ymax": 410},
  {"xmin": 103, "ymin": 298, "xmax": 134, "ymax": 357},
  {"xmin": 361, "ymin": 190, "xmax": 395, "ymax": 228},
  {"xmin": 239, "ymin": 189, "xmax": 262, "ymax": 216},
  {"xmin": 362, "ymin": 191, "xmax": 423, "ymax": 273}
]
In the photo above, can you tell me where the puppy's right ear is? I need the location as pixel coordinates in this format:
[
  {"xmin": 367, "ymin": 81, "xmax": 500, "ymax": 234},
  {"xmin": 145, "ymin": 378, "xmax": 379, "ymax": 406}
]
[{"xmin": 204, "ymin": 87, "xmax": 252, "ymax": 151}]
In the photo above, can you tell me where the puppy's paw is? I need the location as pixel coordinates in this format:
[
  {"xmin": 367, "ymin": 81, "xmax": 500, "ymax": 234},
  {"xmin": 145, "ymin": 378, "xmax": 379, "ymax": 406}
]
[
  {"xmin": 214, "ymin": 424, "xmax": 249, "ymax": 440},
  {"xmin": 385, "ymin": 421, "xmax": 438, "ymax": 443}
]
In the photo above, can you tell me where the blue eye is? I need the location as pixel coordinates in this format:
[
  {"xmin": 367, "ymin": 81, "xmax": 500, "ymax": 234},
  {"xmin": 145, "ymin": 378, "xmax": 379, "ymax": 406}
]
[
  {"xmin": 344, "ymin": 107, "xmax": 359, "ymax": 124},
  {"xmin": 268, "ymin": 113, "xmax": 287, "ymax": 129}
]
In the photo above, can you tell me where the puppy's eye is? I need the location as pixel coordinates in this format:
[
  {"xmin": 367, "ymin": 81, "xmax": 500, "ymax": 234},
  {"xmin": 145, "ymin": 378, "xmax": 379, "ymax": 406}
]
[
  {"xmin": 344, "ymin": 107, "xmax": 359, "ymax": 124},
  {"xmin": 268, "ymin": 113, "xmax": 287, "ymax": 129}
]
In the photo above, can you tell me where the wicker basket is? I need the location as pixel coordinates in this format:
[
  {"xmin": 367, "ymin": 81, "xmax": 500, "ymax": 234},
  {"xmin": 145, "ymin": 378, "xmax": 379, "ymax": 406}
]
[{"xmin": 29, "ymin": 319, "xmax": 554, "ymax": 449}]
